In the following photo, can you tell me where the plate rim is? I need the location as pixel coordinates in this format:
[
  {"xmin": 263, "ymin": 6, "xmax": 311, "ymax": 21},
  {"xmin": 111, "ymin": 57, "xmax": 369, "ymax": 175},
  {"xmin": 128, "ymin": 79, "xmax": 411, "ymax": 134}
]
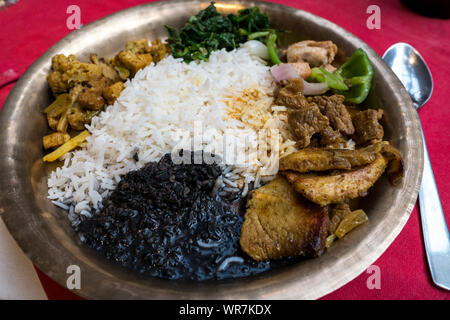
[{"xmin": 0, "ymin": 0, "xmax": 423, "ymax": 299}]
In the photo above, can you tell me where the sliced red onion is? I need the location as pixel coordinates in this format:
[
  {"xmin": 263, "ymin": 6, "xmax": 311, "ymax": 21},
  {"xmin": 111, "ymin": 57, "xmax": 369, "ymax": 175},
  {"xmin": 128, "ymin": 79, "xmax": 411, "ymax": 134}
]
[
  {"xmin": 302, "ymin": 79, "xmax": 329, "ymax": 95},
  {"xmin": 270, "ymin": 63, "xmax": 329, "ymax": 95},
  {"xmin": 270, "ymin": 63, "xmax": 300, "ymax": 82}
]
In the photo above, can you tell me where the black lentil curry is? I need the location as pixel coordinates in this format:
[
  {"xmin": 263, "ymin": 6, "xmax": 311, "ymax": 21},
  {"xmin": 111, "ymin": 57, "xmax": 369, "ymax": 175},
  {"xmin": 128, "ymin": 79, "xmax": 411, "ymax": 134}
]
[{"xmin": 77, "ymin": 151, "xmax": 275, "ymax": 280}]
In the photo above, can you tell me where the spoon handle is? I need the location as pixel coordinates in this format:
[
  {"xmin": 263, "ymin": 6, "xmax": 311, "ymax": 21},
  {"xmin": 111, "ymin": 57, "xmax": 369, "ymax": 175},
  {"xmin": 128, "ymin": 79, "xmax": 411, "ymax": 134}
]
[{"xmin": 418, "ymin": 128, "xmax": 450, "ymax": 290}]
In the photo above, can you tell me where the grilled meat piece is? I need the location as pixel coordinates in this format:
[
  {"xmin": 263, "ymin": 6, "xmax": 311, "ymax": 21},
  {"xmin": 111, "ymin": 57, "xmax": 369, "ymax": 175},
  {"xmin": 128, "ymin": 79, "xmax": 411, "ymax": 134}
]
[
  {"xmin": 282, "ymin": 153, "xmax": 388, "ymax": 206},
  {"xmin": 320, "ymin": 126, "xmax": 345, "ymax": 148},
  {"xmin": 352, "ymin": 109, "xmax": 384, "ymax": 145},
  {"xmin": 240, "ymin": 177, "xmax": 329, "ymax": 261},
  {"xmin": 279, "ymin": 145, "xmax": 379, "ymax": 173},
  {"xmin": 288, "ymin": 102, "xmax": 330, "ymax": 148},
  {"xmin": 308, "ymin": 95, "xmax": 355, "ymax": 135},
  {"xmin": 274, "ymin": 78, "xmax": 305, "ymax": 108},
  {"xmin": 287, "ymin": 40, "xmax": 338, "ymax": 68},
  {"xmin": 277, "ymin": 81, "xmax": 356, "ymax": 149}
]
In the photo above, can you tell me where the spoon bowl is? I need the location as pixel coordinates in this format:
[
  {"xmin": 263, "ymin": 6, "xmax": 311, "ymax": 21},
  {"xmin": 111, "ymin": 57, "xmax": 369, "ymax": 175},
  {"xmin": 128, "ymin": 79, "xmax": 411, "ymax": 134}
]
[{"xmin": 382, "ymin": 43, "xmax": 433, "ymax": 108}]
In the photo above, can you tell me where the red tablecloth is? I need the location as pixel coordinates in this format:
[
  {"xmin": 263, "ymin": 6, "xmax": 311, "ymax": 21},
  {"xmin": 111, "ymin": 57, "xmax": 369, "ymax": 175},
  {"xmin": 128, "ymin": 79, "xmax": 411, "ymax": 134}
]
[{"xmin": 0, "ymin": 0, "xmax": 449, "ymax": 300}]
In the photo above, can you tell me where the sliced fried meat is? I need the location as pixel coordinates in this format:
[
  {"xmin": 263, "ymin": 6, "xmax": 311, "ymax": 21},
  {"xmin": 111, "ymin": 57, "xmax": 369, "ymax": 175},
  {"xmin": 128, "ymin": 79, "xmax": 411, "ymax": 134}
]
[
  {"xmin": 279, "ymin": 145, "xmax": 380, "ymax": 173},
  {"xmin": 282, "ymin": 153, "xmax": 388, "ymax": 206},
  {"xmin": 240, "ymin": 177, "xmax": 329, "ymax": 261}
]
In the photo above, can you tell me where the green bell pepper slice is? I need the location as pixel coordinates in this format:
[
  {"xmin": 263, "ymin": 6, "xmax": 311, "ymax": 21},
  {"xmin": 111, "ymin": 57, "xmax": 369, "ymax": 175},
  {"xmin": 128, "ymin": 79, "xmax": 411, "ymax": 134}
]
[
  {"xmin": 333, "ymin": 48, "xmax": 374, "ymax": 104},
  {"xmin": 306, "ymin": 48, "xmax": 374, "ymax": 104}
]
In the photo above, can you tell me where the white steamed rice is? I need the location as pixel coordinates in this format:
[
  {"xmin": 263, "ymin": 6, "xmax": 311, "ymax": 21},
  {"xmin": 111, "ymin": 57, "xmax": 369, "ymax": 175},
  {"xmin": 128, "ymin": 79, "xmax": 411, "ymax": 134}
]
[{"xmin": 47, "ymin": 46, "xmax": 296, "ymax": 217}]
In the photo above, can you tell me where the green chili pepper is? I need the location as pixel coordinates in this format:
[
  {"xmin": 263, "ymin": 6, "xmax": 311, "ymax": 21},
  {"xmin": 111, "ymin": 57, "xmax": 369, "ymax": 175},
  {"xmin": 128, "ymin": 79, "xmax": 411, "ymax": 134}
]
[
  {"xmin": 333, "ymin": 48, "xmax": 374, "ymax": 104},
  {"xmin": 266, "ymin": 31, "xmax": 281, "ymax": 65},
  {"xmin": 248, "ymin": 31, "xmax": 270, "ymax": 40},
  {"xmin": 309, "ymin": 67, "xmax": 348, "ymax": 91}
]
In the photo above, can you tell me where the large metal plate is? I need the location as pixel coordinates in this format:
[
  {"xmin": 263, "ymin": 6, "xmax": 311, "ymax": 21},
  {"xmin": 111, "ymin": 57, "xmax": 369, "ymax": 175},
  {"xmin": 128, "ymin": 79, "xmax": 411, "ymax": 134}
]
[{"xmin": 0, "ymin": 0, "xmax": 423, "ymax": 299}]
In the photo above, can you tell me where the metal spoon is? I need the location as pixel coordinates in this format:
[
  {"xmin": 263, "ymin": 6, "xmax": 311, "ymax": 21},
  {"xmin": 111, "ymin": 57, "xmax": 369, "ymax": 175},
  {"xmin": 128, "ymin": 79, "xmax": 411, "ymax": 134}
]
[{"xmin": 383, "ymin": 43, "xmax": 450, "ymax": 290}]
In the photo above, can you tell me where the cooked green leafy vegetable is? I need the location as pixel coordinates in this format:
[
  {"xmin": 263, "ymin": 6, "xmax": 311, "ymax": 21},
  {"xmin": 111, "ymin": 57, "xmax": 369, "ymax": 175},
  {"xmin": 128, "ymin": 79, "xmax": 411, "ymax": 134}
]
[{"xmin": 165, "ymin": 2, "xmax": 279, "ymax": 63}]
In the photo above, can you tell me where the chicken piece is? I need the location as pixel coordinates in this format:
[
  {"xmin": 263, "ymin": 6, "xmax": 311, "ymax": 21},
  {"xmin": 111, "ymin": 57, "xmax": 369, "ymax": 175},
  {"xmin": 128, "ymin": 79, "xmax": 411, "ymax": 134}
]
[
  {"xmin": 282, "ymin": 153, "xmax": 388, "ymax": 206},
  {"xmin": 352, "ymin": 109, "xmax": 384, "ymax": 145},
  {"xmin": 149, "ymin": 39, "xmax": 171, "ymax": 63},
  {"xmin": 287, "ymin": 40, "xmax": 338, "ymax": 68},
  {"xmin": 279, "ymin": 145, "xmax": 379, "ymax": 173},
  {"xmin": 289, "ymin": 62, "xmax": 311, "ymax": 79},
  {"xmin": 240, "ymin": 177, "xmax": 329, "ymax": 261},
  {"xmin": 308, "ymin": 95, "xmax": 355, "ymax": 135},
  {"xmin": 42, "ymin": 132, "xmax": 70, "ymax": 149},
  {"xmin": 116, "ymin": 51, "xmax": 152, "ymax": 77},
  {"xmin": 288, "ymin": 101, "xmax": 329, "ymax": 148},
  {"xmin": 102, "ymin": 82, "xmax": 125, "ymax": 105}
]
